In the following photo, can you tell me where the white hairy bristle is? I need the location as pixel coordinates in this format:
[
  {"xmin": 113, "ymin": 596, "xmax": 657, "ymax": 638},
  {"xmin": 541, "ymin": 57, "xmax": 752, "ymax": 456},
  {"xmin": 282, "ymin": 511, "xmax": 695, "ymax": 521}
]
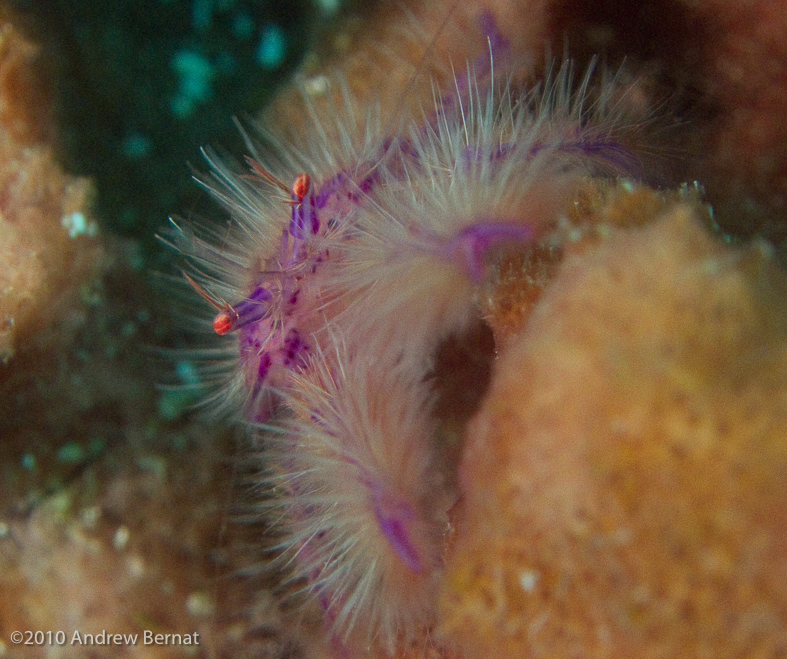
[{"xmin": 259, "ymin": 341, "xmax": 451, "ymax": 652}]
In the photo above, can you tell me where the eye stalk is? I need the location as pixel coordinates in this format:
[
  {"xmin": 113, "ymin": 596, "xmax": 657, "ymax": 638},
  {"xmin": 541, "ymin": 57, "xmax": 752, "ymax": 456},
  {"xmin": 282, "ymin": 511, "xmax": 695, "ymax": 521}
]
[{"xmin": 183, "ymin": 273, "xmax": 271, "ymax": 335}]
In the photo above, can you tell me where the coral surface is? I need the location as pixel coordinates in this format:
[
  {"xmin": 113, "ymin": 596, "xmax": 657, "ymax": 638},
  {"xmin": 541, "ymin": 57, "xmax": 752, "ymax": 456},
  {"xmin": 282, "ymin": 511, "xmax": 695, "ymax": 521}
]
[
  {"xmin": 0, "ymin": 5, "xmax": 102, "ymax": 364},
  {"xmin": 444, "ymin": 191, "xmax": 787, "ymax": 658}
]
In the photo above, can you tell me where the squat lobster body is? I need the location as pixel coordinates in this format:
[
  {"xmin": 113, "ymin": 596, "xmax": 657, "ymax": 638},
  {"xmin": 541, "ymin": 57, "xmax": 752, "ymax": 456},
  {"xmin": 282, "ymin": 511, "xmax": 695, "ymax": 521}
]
[{"xmin": 170, "ymin": 45, "xmax": 651, "ymax": 655}]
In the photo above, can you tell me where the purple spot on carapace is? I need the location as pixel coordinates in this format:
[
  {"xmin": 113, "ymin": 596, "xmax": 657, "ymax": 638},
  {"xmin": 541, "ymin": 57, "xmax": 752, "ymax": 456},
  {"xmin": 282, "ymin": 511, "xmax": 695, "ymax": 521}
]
[
  {"xmin": 240, "ymin": 331, "xmax": 255, "ymax": 349},
  {"xmin": 375, "ymin": 502, "xmax": 423, "ymax": 573},
  {"xmin": 397, "ymin": 138, "xmax": 419, "ymax": 162},
  {"xmin": 445, "ymin": 221, "xmax": 534, "ymax": 282},
  {"xmin": 315, "ymin": 171, "xmax": 346, "ymax": 208},
  {"xmin": 282, "ymin": 328, "xmax": 309, "ymax": 367},
  {"xmin": 290, "ymin": 193, "xmax": 320, "ymax": 239},
  {"xmin": 494, "ymin": 142, "xmax": 516, "ymax": 161},
  {"xmin": 358, "ymin": 169, "xmax": 380, "ymax": 194},
  {"xmin": 258, "ymin": 352, "xmax": 272, "ymax": 381}
]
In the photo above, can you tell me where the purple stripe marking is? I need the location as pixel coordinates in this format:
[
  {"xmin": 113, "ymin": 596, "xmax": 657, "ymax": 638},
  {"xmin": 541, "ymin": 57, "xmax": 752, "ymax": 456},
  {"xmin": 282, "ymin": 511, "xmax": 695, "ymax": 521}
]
[
  {"xmin": 446, "ymin": 221, "xmax": 534, "ymax": 282},
  {"xmin": 232, "ymin": 285, "xmax": 272, "ymax": 330},
  {"xmin": 375, "ymin": 503, "xmax": 424, "ymax": 573},
  {"xmin": 290, "ymin": 193, "xmax": 320, "ymax": 239}
]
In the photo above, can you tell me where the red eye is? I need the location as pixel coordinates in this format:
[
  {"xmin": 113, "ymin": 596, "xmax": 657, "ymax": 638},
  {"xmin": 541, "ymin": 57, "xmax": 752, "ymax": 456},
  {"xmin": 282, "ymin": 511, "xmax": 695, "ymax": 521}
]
[
  {"xmin": 292, "ymin": 173, "xmax": 311, "ymax": 201},
  {"xmin": 212, "ymin": 311, "xmax": 235, "ymax": 335}
]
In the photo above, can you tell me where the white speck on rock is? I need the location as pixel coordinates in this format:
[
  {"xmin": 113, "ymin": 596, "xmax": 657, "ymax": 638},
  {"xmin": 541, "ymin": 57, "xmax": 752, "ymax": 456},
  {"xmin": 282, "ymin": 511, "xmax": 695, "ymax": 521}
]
[
  {"xmin": 519, "ymin": 569, "xmax": 540, "ymax": 592},
  {"xmin": 61, "ymin": 211, "xmax": 98, "ymax": 238},
  {"xmin": 113, "ymin": 525, "xmax": 130, "ymax": 550},
  {"xmin": 186, "ymin": 591, "xmax": 216, "ymax": 617}
]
